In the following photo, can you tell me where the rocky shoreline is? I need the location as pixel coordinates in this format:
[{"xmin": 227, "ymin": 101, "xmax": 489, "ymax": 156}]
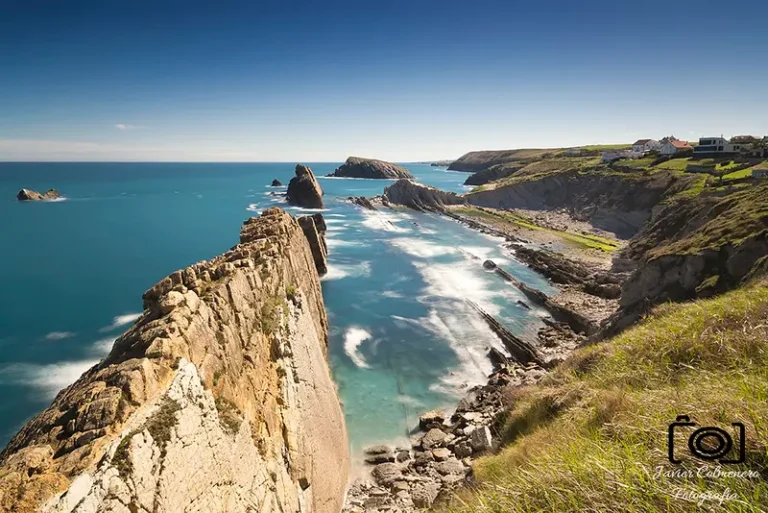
[{"xmin": 344, "ymin": 360, "xmax": 547, "ymax": 513}]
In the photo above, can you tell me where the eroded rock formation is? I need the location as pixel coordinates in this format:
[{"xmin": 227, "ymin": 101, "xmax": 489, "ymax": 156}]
[
  {"xmin": 328, "ymin": 157, "xmax": 414, "ymax": 180},
  {"xmin": 271, "ymin": 179, "xmax": 283, "ymax": 187},
  {"xmin": 17, "ymin": 188, "xmax": 61, "ymax": 201},
  {"xmin": 0, "ymin": 208, "xmax": 348, "ymax": 513},
  {"xmin": 383, "ymin": 179, "xmax": 465, "ymax": 211},
  {"xmin": 287, "ymin": 164, "xmax": 324, "ymax": 208}
]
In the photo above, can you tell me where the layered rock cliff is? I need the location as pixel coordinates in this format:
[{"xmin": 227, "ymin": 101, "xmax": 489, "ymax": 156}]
[
  {"xmin": 328, "ymin": 157, "xmax": 414, "ymax": 180},
  {"xmin": 383, "ymin": 179, "xmax": 465, "ymax": 211},
  {"xmin": 0, "ymin": 208, "xmax": 348, "ymax": 513},
  {"xmin": 465, "ymin": 170, "xmax": 698, "ymax": 238}
]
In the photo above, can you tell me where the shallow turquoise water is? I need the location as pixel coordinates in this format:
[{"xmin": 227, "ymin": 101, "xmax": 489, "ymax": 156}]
[{"xmin": 0, "ymin": 162, "xmax": 555, "ymax": 453}]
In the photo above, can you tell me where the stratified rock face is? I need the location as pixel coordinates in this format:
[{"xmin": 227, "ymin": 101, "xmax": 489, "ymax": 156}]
[
  {"xmin": 0, "ymin": 208, "xmax": 348, "ymax": 513},
  {"xmin": 464, "ymin": 165, "xmax": 521, "ymax": 186},
  {"xmin": 383, "ymin": 179, "xmax": 465, "ymax": 210},
  {"xmin": 298, "ymin": 213, "xmax": 328, "ymax": 276},
  {"xmin": 286, "ymin": 164, "xmax": 324, "ymax": 208},
  {"xmin": 17, "ymin": 188, "xmax": 60, "ymax": 201},
  {"xmin": 328, "ymin": 157, "xmax": 414, "ymax": 180}
]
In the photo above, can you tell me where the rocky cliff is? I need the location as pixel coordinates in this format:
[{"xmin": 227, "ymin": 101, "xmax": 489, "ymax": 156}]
[
  {"xmin": 328, "ymin": 157, "xmax": 414, "ymax": 180},
  {"xmin": 0, "ymin": 208, "xmax": 348, "ymax": 513},
  {"xmin": 448, "ymin": 149, "xmax": 552, "ymax": 173},
  {"xmin": 463, "ymin": 165, "xmax": 521, "ymax": 186},
  {"xmin": 383, "ymin": 179, "xmax": 465, "ymax": 211},
  {"xmin": 287, "ymin": 165, "xmax": 324, "ymax": 209},
  {"xmin": 465, "ymin": 170, "xmax": 697, "ymax": 238},
  {"xmin": 603, "ymin": 184, "xmax": 768, "ymax": 335}
]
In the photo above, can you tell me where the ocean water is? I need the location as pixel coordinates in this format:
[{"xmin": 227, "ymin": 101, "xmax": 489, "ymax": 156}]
[{"xmin": 0, "ymin": 162, "xmax": 555, "ymax": 458}]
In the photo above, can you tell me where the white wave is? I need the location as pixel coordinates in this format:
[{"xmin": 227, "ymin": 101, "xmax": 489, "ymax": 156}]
[
  {"xmin": 343, "ymin": 327, "xmax": 372, "ymax": 368},
  {"xmin": 326, "ymin": 225, "xmax": 347, "ymax": 233},
  {"xmin": 44, "ymin": 331, "xmax": 75, "ymax": 341},
  {"xmin": 246, "ymin": 203, "xmax": 261, "ymax": 213},
  {"xmin": 360, "ymin": 210, "xmax": 412, "ymax": 234},
  {"xmin": 318, "ymin": 176, "xmax": 397, "ymax": 181},
  {"xmin": 326, "ymin": 239, "xmax": 366, "ymax": 249},
  {"xmin": 327, "ymin": 213, "xmax": 346, "ymax": 218},
  {"xmin": 381, "ymin": 290, "xmax": 404, "ymax": 299},
  {"xmin": 389, "ymin": 238, "xmax": 456, "ymax": 258},
  {"xmin": 196, "ymin": 194, "xmax": 203, "ymax": 199},
  {"xmin": 286, "ymin": 206, "xmax": 329, "ymax": 213},
  {"xmin": 395, "ymin": 394, "xmax": 426, "ymax": 408},
  {"xmin": 321, "ymin": 262, "xmax": 371, "ymax": 281},
  {"xmin": 92, "ymin": 337, "xmax": 117, "ymax": 355},
  {"xmin": 43, "ymin": 197, "xmax": 68, "ymax": 202},
  {"xmin": 99, "ymin": 313, "xmax": 142, "ymax": 333},
  {"xmin": 325, "ymin": 219, "xmax": 346, "ymax": 224},
  {"xmin": 0, "ymin": 360, "xmax": 98, "ymax": 398}
]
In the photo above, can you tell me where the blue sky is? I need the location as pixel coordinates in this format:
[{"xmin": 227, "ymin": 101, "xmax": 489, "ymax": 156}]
[{"xmin": 1, "ymin": 0, "xmax": 767, "ymax": 161}]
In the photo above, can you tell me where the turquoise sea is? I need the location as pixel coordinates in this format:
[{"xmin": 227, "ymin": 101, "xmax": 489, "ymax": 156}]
[{"xmin": 0, "ymin": 162, "xmax": 555, "ymax": 459}]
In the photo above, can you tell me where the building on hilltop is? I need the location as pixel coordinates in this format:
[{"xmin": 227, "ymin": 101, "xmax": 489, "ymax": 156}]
[
  {"xmin": 632, "ymin": 139, "xmax": 661, "ymax": 153},
  {"xmin": 659, "ymin": 139, "xmax": 693, "ymax": 156},
  {"xmin": 693, "ymin": 136, "xmax": 735, "ymax": 158}
]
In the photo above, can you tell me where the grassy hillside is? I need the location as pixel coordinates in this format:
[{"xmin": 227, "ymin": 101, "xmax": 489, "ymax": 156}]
[{"xmin": 448, "ymin": 280, "xmax": 768, "ymax": 512}]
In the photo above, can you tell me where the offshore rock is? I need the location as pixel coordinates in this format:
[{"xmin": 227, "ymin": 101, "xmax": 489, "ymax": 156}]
[
  {"xmin": 271, "ymin": 179, "xmax": 283, "ymax": 186},
  {"xmin": 328, "ymin": 157, "xmax": 414, "ymax": 180},
  {"xmin": 383, "ymin": 179, "xmax": 466, "ymax": 211},
  {"xmin": 17, "ymin": 188, "xmax": 61, "ymax": 201},
  {"xmin": 0, "ymin": 207, "xmax": 348, "ymax": 513},
  {"xmin": 287, "ymin": 164, "xmax": 324, "ymax": 208}
]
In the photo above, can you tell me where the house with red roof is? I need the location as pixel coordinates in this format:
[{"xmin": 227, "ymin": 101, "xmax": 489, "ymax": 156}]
[{"xmin": 660, "ymin": 139, "xmax": 693, "ymax": 156}]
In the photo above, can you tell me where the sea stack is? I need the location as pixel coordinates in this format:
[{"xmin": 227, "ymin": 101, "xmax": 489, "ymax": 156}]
[
  {"xmin": 286, "ymin": 164, "xmax": 324, "ymax": 208},
  {"xmin": 17, "ymin": 188, "xmax": 61, "ymax": 201},
  {"xmin": 327, "ymin": 157, "xmax": 414, "ymax": 180},
  {"xmin": 0, "ymin": 208, "xmax": 348, "ymax": 513},
  {"xmin": 271, "ymin": 179, "xmax": 283, "ymax": 187}
]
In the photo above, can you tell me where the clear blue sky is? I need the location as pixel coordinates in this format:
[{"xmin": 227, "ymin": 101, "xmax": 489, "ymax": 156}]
[{"xmin": 1, "ymin": 0, "xmax": 767, "ymax": 162}]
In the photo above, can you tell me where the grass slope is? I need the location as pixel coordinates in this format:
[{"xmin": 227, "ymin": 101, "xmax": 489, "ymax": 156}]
[{"xmin": 448, "ymin": 280, "xmax": 768, "ymax": 512}]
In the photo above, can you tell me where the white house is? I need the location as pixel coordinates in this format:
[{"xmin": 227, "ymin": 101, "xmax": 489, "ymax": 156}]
[
  {"xmin": 693, "ymin": 136, "xmax": 735, "ymax": 157},
  {"xmin": 632, "ymin": 139, "xmax": 661, "ymax": 153},
  {"xmin": 659, "ymin": 140, "xmax": 693, "ymax": 156}
]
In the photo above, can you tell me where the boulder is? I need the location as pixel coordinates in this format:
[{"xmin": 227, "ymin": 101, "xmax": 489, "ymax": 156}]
[
  {"xmin": 17, "ymin": 188, "xmax": 60, "ymax": 201},
  {"xmin": 371, "ymin": 463, "xmax": 402, "ymax": 486},
  {"xmin": 411, "ymin": 482, "xmax": 441, "ymax": 508},
  {"xmin": 421, "ymin": 428, "xmax": 447, "ymax": 449},
  {"xmin": 271, "ymin": 179, "xmax": 283, "ymax": 187},
  {"xmin": 328, "ymin": 157, "xmax": 414, "ymax": 180},
  {"xmin": 286, "ymin": 165, "xmax": 324, "ymax": 208},
  {"xmin": 453, "ymin": 441, "xmax": 472, "ymax": 459},
  {"xmin": 431, "ymin": 448, "xmax": 451, "ymax": 461},
  {"xmin": 470, "ymin": 425, "xmax": 493, "ymax": 453},
  {"xmin": 395, "ymin": 450, "xmax": 411, "ymax": 462},
  {"xmin": 364, "ymin": 445, "xmax": 395, "ymax": 464},
  {"xmin": 435, "ymin": 458, "xmax": 465, "ymax": 476},
  {"xmin": 419, "ymin": 409, "xmax": 445, "ymax": 431}
]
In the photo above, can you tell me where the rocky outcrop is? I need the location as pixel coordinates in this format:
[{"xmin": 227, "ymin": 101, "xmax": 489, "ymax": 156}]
[
  {"xmin": 298, "ymin": 213, "xmax": 328, "ymax": 276},
  {"xmin": 383, "ymin": 179, "xmax": 465, "ymax": 211},
  {"xmin": 271, "ymin": 179, "xmax": 283, "ymax": 187},
  {"xmin": 328, "ymin": 157, "xmax": 414, "ymax": 180},
  {"xmin": 17, "ymin": 188, "xmax": 61, "ymax": 201},
  {"xmin": 0, "ymin": 208, "xmax": 348, "ymax": 513},
  {"xmin": 287, "ymin": 164, "xmax": 324, "ymax": 208},
  {"xmin": 466, "ymin": 170, "xmax": 698, "ymax": 238},
  {"xmin": 602, "ymin": 184, "xmax": 768, "ymax": 336},
  {"xmin": 348, "ymin": 196, "xmax": 377, "ymax": 210},
  {"xmin": 448, "ymin": 149, "xmax": 539, "ymax": 173},
  {"xmin": 463, "ymin": 165, "xmax": 521, "ymax": 186}
]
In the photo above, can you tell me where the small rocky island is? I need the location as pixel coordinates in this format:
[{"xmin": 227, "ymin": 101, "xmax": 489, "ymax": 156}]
[
  {"xmin": 286, "ymin": 164, "xmax": 324, "ymax": 208},
  {"xmin": 17, "ymin": 188, "xmax": 61, "ymax": 201},
  {"xmin": 271, "ymin": 179, "xmax": 283, "ymax": 187},
  {"xmin": 327, "ymin": 157, "xmax": 414, "ymax": 180}
]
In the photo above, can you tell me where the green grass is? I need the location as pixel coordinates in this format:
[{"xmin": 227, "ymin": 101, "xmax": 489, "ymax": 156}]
[
  {"xmin": 448, "ymin": 281, "xmax": 768, "ymax": 513},
  {"xmin": 453, "ymin": 206, "xmax": 621, "ymax": 252},
  {"xmin": 577, "ymin": 143, "xmax": 632, "ymax": 151},
  {"xmin": 652, "ymin": 157, "xmax": 692, "ymax": 171}
]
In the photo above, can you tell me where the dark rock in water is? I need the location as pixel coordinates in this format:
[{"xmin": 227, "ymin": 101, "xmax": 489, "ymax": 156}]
[
  {"xmin": 348, "ymin": 196, "xmax": 377, "ymax": 210},
  {"xmin": 482, "ymin": 259, "xmax": 497, "ymax": 270},
  {"xmin": 487, "ymin": 347, "xmax": 508, "ymax": 370},
  {"xmin": 516, "ymin": 300, "xmax": 531, "ymax": 309},
  {"xmin": 297, "ymin": 214, "xmax": 328, "ymax": 275},
  {"xmin": 271, "ymin": 179, "xmax": 283, "ymax": 187},
  {"xmin": 17, "ymin": 188, "xmax": 60, "ymax": 201},
  {"xmin": 419, "ymin": 409, "xmax": 445, "ymax": 431},
  {"xmin": 364, "ymin": 445, "xmax": 395, "ymax": 464},
  {"xmin": 286, "ymin": 164, "xmax": 324, "ymax": 208},
  {"xmin": 328, "ymin": 156, "xmax": 414, "ymax": 179}
]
